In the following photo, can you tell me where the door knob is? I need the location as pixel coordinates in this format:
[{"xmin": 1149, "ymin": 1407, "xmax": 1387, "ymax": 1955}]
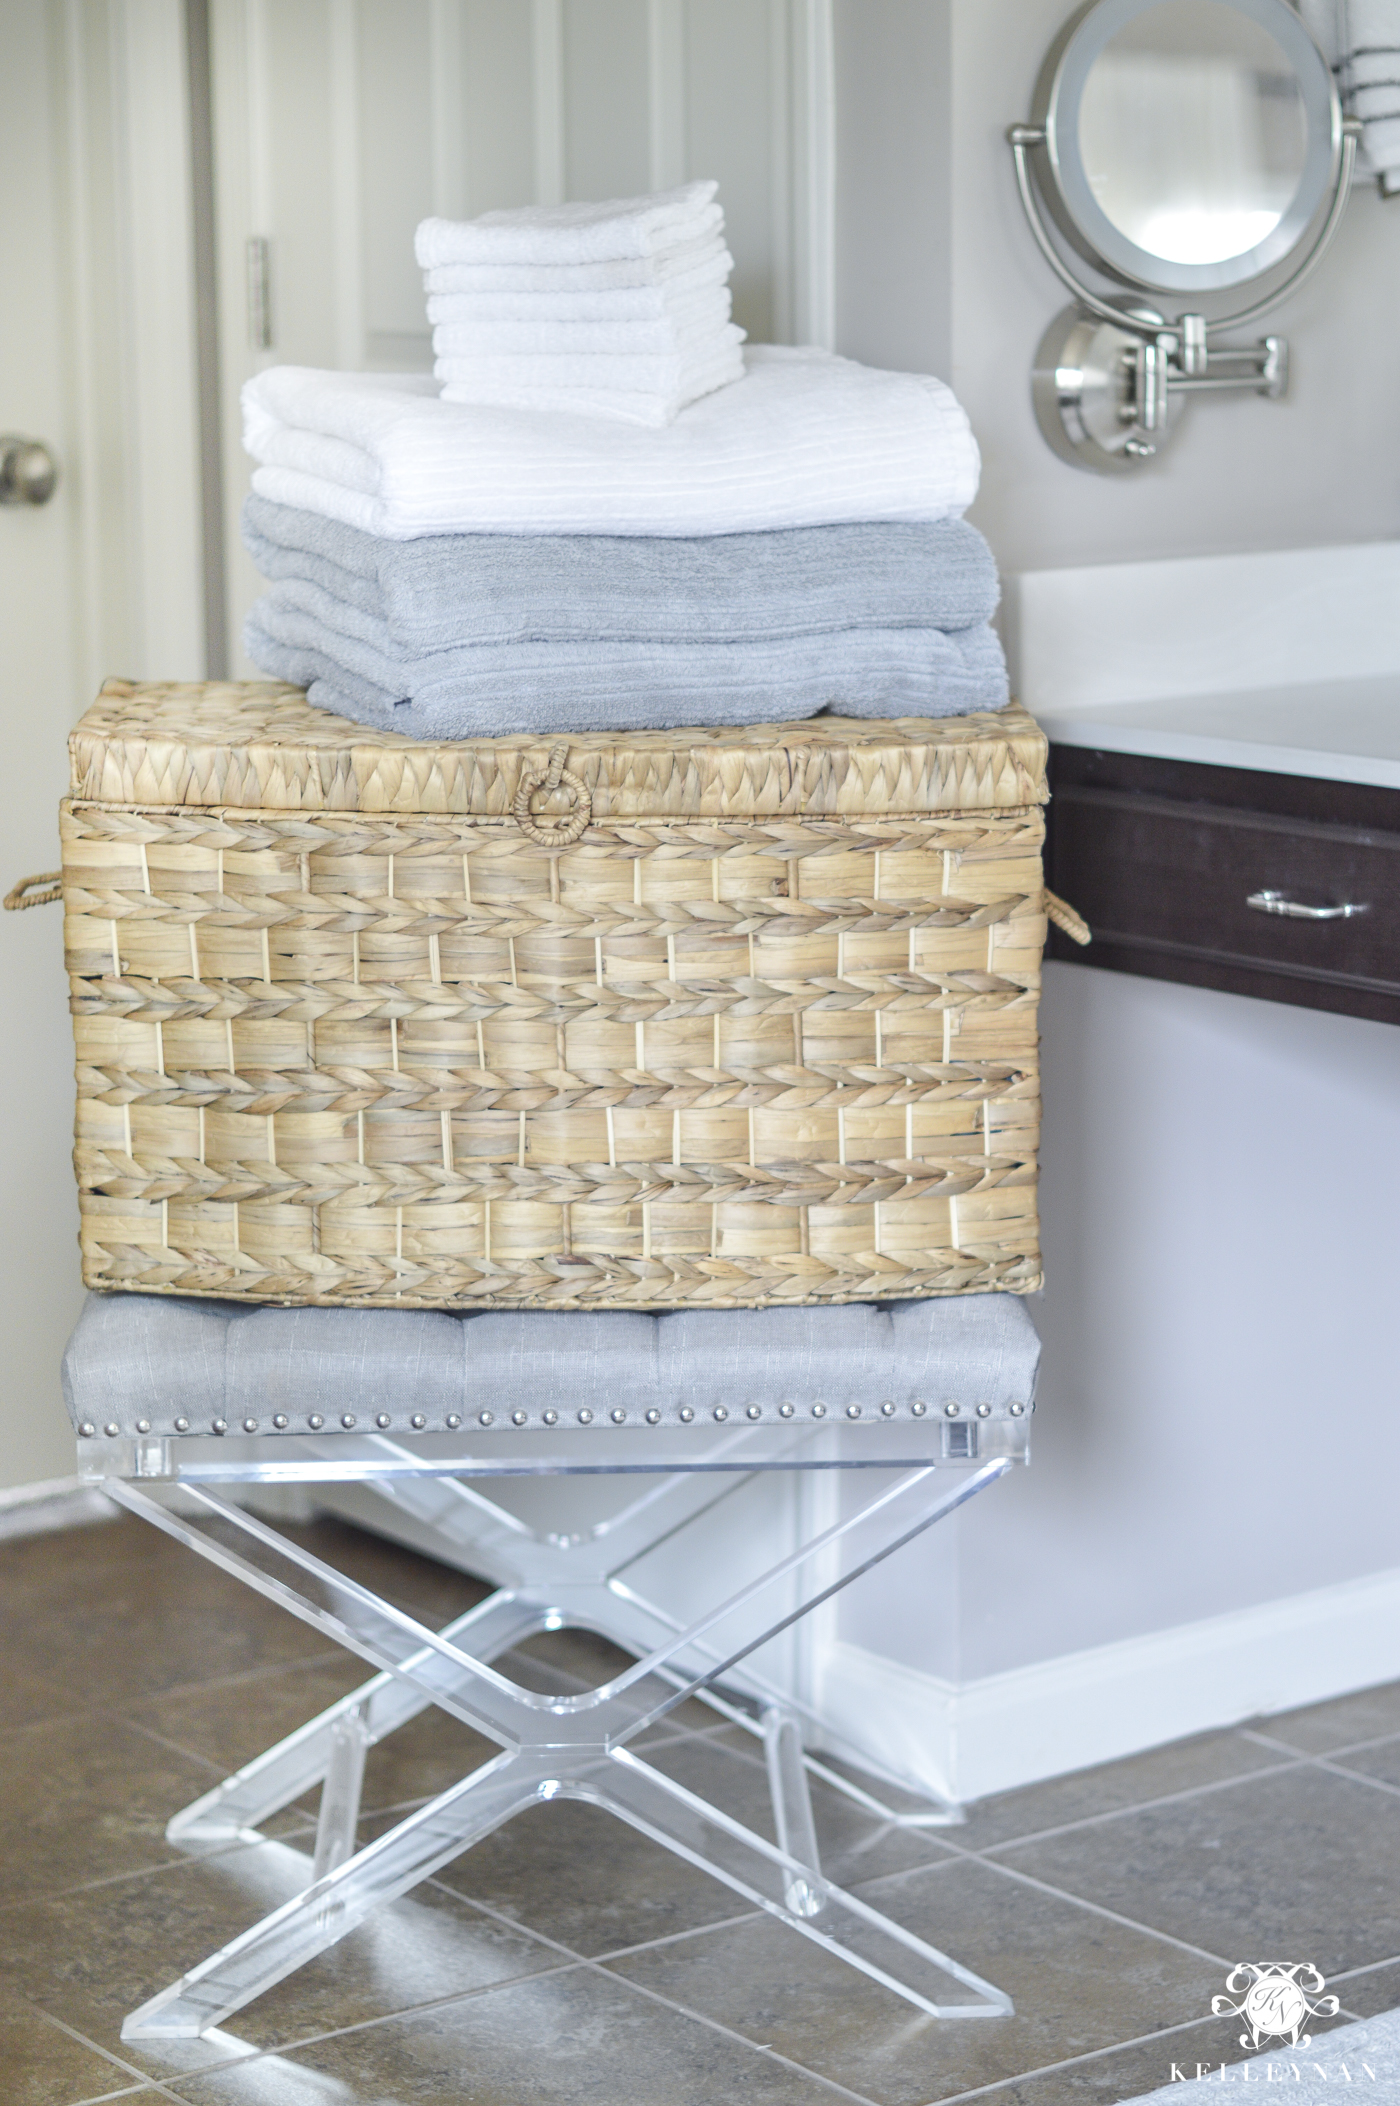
[{"xmin": 0, "ymin": 436, "xmax": 58, "ymax": 506}]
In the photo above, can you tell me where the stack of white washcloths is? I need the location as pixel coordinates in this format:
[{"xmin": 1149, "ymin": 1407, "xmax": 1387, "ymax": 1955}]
[
  {"xmin": 241, "ymin": 183, "xmax": 1008, "ymax": 741},
  {"xmin": 417, "ymin": 180, "xmax": 745, "ymax": 425}
]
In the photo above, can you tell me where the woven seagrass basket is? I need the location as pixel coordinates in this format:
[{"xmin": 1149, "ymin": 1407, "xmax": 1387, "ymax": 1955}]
[{"xmin": 34, "ymin": 680, "xmax": 1067, "ymax": 1310}]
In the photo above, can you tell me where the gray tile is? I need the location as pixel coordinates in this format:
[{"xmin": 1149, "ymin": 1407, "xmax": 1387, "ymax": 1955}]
[
  {"xmin": 0, "ymin": 1534, "xmax": 330, "ymax": 1729},
  {"xmin": 419, "ymin": 1794, "xmax": 755, "ymax": 1956},
  {"xmin": 955, "ymin": 1731, "xmax": 1293, "ymax": 1852},
  {"xmin": 0, "ymin": 1716, "xmax": 240, "ymax": 1906},
  {"xmin": 163, "ymin": 1965, "xmax": 844, "ymax": 2106},
  {"xmin": 7, "ymin": 1836, "xmax": 564, "ymax": 2088},
  {"xmin": 0, "ymin": 1989, "xmax": 149, "ymax": 2106},
  {"xmin": 608, "ymin": 1855, "xmax": 1211, "ymax": 2106},
  {"xmin": 1255, "ymin": 1679, "xmax": 1400, "ymax": 1756},
  {"xmin": 1328, "ymin": 1954, "xmax": 1400, "ymax": 2019},
  {"xmin": 964, "ymin": 2006, "xmax": 1359, "ymax": 2106},
  {"xmin": 1000, "ymin": 1764, "xmax": 1400, "ymax": 1978},
  {"xmin": 1328, "ymin": 1737, "xmax": 1400, "ymax": 1795},
  {"xmin": 124, "ymin": 1657, "xmax": 500, "ymax": 1828}
]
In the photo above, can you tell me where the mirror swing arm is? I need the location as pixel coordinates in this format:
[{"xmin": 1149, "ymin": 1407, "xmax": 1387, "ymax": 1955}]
[
  {"xmin": 1009, "ymin": 118, "xmax": 1360, "ymax": 470},
  {"xmin": 1006, "ymin": 0, "xmax": 1361, "ymax": 475}
]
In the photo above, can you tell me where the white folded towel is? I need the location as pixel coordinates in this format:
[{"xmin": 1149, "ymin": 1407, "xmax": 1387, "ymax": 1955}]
[
  {"xmin": 242, "ymin": 345, "xmax": 980, "ymax": 540},
  {"xmin": 415, "ymin": 181, "xmax": 721, "ymax": 267},
  {"xmin": 428, "ymin": 291, "xmax": 733, "ymax": 356},
  {"xmin": 433, "ymin": 336, "xmax": 747, "ymax": 427},
  {"xmin": 422, "ymin": 242, "xmax": 733, "ymax": 313},
  {"xmin": 426, "ymin": 281, "xmax": 731, "ymax": 337},
  {"xmin": 1299, "ymin": 0, "xmax": 1400, "ymax": 191}
]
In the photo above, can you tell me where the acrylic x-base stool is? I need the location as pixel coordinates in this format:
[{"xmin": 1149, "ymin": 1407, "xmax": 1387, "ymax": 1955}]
[{"xmin": 63, "ymin": 1289, "xmax": 1041, "ymax": 2043}]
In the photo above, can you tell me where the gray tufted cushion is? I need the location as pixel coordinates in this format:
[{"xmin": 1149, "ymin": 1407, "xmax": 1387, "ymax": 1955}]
[{"xmin": 62, "ymin": 1292, "xmax": 1039, "ymax": 1438}]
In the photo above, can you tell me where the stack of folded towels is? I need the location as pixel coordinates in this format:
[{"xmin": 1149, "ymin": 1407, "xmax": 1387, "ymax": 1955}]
[
  {"xmin": 242, "ymin": 184, "xmax": 1010, "ymax": 740},
  {"xmin": 419, "ymin": 179, "xmax": 745, "ymax": 426}
]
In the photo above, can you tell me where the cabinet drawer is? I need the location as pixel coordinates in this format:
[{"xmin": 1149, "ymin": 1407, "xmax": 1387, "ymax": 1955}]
[{"xmin": 1047, "ymin": 765, "xmax": 1400, "ymax": 1023}]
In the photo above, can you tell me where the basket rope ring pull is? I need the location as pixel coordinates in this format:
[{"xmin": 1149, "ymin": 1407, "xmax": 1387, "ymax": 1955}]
[
  {"xmin": 4, "ymin": 870, "xmax": 62, "ymax": 911},
  {"xmin": 513, "ymin": 743, "xmax": 592, "ymax": 847}
]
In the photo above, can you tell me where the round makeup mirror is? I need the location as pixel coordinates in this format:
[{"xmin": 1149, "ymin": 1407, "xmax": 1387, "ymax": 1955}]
[
  {"xmin": 1039, "ymin": 0, "xmax": 1339, "ymax": 295},
  {"xmin": 1008, "ymin": 0, "xmax": 1356, "ymax": 472}
]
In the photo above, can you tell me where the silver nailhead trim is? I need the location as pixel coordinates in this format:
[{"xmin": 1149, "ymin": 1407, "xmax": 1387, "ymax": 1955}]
[
  {"xmin": 104, "ymin": 1421, "xmax": 120, "ymax": 1437},
  {"xmin": 611, "ymin": 1408, "xmax": 626, "ymax": 1423},
  {"xmin": 713, "ymin": 1406, "xmax": 729, "ymax": 1421},
  {"xmin": 912, "ymin": 1401, "xmax": 927, "ymax": 1416},
  {"xmin": 479, "ymin": 1411, "xmax": 494, "ymax": 1426},
  {"xmin": 512, "ymin": 1410, "xmax": 528, "ymax": 1426},
  {"xmin": 273, "ymin": 1414, "xmax": 289, "ymax": 1429},
  {"xmin": 446, "ymin": 1413, "xmax": 463, "ymax": 1428},
  {"xmin": 746, "ymin": 1404, "xmax": 761, "ymax": 1420},
  {"xmin": 78, "ymin": 1422, "xmax": 95, "ymax": 1437},
  {"xmin": 880, "ymin": 1400, "xmax": 896, "ymax": 1416},
  {"xmin": 243, "ymin": 1418, "xmax": 258, "ymax": 1433},
  {"xmin": 846, "ymin": 1404, "xmax": 861, "ymax": 1419},
  {"xmin": 645, "ymin": 1408, "xmax": 661, "ymax": 1424},
  {"xmin": 542, "ymin": 1409, "xmax": 558, "ymax": 1426},
  {"xmin": 977, "ymin": 1404, "xmax": 992, "ymax": 1418},
  {"xmin": 812, "ymin": 1402, "xmax": 827, "ymax": 1418},
  {"xmin": 341, "ymin": 1414, "xmax": 356, "ymax": 1429},
  {"xmin": 679, "ymin": 1406, "xmax": 694, "ymax": 1422},
  {"xmin": 308, "ymin": 1414, "xmax": 324, "ymax": 1429},
  {"xmin": 376, "ymin": 1414, "xmax": 391, "ymax": 1429},
  {"xmin": 944, "ymin": 1403, "xmax": 960, "ymax": 1417},
  {"xmin": 577, "ymin": 1409, "xmax": 593, "ymax": 1424},
  {"xmin": 136, "ymin": 1419, "xmax": 151, "ymax": 1434},
  {"xmin": 1010, "ymin": 1402, "xmax": 1025, "ymax": 1416},
  {"xmin": 173, "ymin": 1416, "xmax": 190, "ymax": 1433},
  {"xmin": 212, "ymin": 1419, "xmax": 227, "ymax": 1434},
  {"xmin": 779, "ymin": 1402, "xmax": 794, "ymax": 1417},
  {"xmin": 411, "ymin": 1413, "xmax": 427, "ymax": 1429}
]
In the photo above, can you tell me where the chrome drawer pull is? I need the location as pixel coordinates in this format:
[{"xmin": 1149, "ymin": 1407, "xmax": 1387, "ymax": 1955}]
[{"xmin": 1246, "ymin": 889, "xmax": 1368, "ymax": 922}]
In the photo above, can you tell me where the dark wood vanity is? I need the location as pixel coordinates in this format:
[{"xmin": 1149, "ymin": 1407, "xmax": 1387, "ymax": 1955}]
[{"xmin": 1045, "ymin": 745, "xmax": 1400, "ymax": 1027}]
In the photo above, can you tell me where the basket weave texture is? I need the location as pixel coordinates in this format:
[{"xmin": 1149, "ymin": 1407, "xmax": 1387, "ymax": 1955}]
[{"xmin": 63, "ymin": 681, "xmax": 1049, "ymax": 1310}]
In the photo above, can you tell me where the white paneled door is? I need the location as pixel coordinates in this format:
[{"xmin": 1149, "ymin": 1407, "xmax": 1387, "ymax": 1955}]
[
  {"xmin": 0, "ymin": 2, "xmax": 205, "ymax": 1494},
  {"xmin": 209, "ymin": 0, "xmax": 835, "ymax": 668}
]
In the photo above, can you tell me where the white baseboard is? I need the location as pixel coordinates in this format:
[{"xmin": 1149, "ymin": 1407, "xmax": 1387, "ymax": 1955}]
[{"xmin": 815, "ymin": 1566, "xmax": 1400, "ymax": 1806}]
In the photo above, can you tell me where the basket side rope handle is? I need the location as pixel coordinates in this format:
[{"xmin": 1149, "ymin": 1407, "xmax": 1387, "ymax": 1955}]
[
  {"xmin": 1044, "ymin": 888, "xmax": 1091, "ymax": 945},
  {"xmin": 4, "ymin": 871, "xmax": 62, "ymax": 911}
]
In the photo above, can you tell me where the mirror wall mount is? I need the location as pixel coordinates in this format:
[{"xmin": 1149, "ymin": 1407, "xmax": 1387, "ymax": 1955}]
[{"xmin": 1008, "ymin": 0, "xmax": 1360, "ymax": 475}]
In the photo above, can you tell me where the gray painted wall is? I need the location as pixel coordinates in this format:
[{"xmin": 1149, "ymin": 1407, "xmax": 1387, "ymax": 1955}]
[{"xmin": 833, "ymin": 0, "xmax": 1400, "ymax": 1695}]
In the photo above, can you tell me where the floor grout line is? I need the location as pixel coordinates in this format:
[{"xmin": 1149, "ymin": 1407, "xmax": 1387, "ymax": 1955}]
[
  {"xmin": 0, "ymin": 1821, "xmax": 322, "ymax": 1918},
  {"xmin": 969, "ymin": 1753, "xmax": 1308, "ymax": 1858},
  {"xmin": 34, "ymin": 2008, "xmax": 189, "ymax": 2106},
  {"xmin": 571, "ymin": 1955, "xmax": 884, "ymax": 2106},
  {"xmin": 911, "ymin": 2011, "xmax": 1242, "ymax": 2106},
  {"xmin": 886, "ymin": 1843, "xmax": 1236, "ymax": 1970}
]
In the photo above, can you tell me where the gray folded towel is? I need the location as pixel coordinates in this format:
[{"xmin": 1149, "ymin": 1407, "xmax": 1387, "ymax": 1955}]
[
  {"xmin": 241, "ymin": 494, "xmax": 1001, "ymax": 652},
  {"xmin": 244, "ymin": 593, "xmax": 1009, "ymax": 739}
]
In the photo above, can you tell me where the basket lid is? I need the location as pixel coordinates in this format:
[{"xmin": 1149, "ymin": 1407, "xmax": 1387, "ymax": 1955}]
[{"xmin": 69, "ymin": 680, "xmax": 1046, "ymax": 820}]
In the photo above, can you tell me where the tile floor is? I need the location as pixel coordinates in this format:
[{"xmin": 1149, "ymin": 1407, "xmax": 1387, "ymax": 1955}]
[{"xmin": 3, "ymin": 1507, "xmax": 1397, "ymax": 2106}]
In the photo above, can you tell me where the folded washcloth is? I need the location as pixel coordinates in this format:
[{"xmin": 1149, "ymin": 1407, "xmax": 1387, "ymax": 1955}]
[
  {"xmin": 242, "ymin": 347, "xmax": 981, "ymax": 540},
  {"xmin": 242, "ymin": 496, "xmax": 1002, "ymax": 652},
  {"xmin": 1299, "ymin": 0, "xmax": 1400, "ymax": 191},
  {"xmin": 423, "ymin": 243, "xmax": 733, "ymax": 315},
  {"xmin": 428, "ymin": 288, "xmax": 734, "ymax": 355},
  {"xmin": 433, "ymin": 331, "xmax": 747, "ymax": 426},
  {"xmin": 244, "ymin": 590, "xmax": 1010, "ymax": 739},
  {"xmin": 415, "ymin": 181, "xmax": 721, "ymax": 268},
  {"xmin": 421, "ymin": 230, "xmax": 729, "ymax": 296}
]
